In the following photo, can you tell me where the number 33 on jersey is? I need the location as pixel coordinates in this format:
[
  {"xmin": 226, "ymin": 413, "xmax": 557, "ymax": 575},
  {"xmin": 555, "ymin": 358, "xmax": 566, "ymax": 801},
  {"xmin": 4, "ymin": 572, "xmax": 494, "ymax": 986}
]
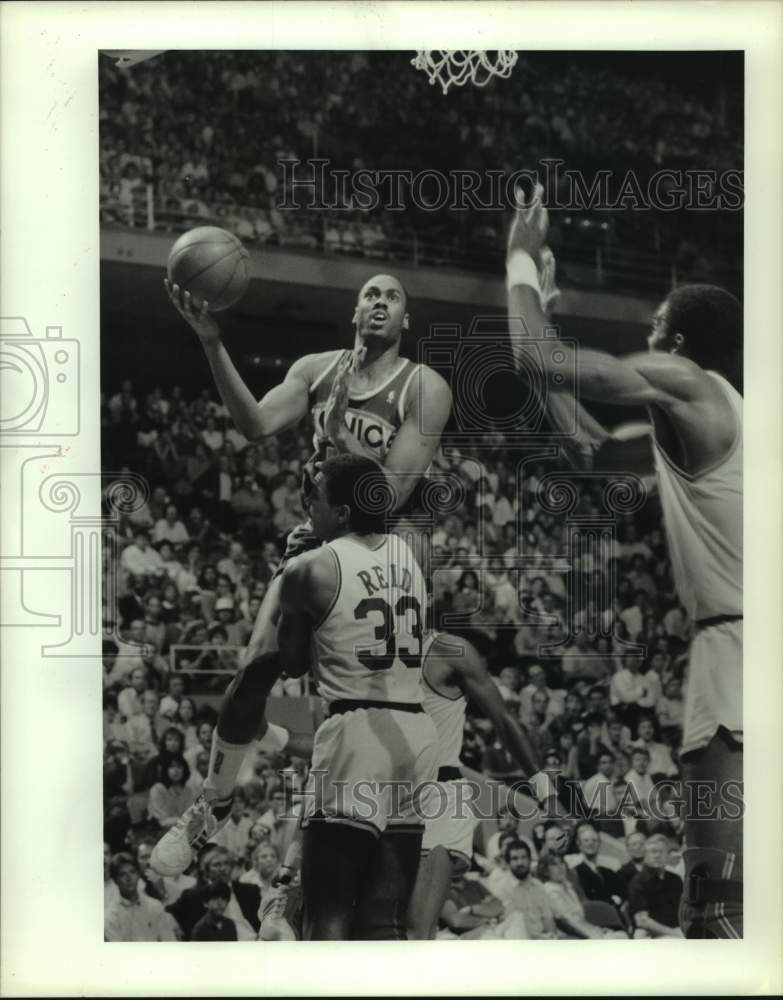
[{"xmin": 312, "ymin": 533, "xmax": 428, "ymax": 704}]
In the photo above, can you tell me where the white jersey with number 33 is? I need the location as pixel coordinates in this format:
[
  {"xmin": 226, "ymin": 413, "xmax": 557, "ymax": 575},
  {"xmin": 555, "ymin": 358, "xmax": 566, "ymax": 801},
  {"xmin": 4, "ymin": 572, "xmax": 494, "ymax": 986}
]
[{"xmin": 312, "ymin": 534, "xmax": 428, "ymax": 706}]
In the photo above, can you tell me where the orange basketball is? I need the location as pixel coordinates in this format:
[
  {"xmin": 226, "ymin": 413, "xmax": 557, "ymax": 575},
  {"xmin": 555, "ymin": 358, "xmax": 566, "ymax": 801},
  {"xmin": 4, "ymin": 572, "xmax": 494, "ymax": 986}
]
[{"xmin": 167, "ymin": 226, "xmax": 250, "ymax": 312}]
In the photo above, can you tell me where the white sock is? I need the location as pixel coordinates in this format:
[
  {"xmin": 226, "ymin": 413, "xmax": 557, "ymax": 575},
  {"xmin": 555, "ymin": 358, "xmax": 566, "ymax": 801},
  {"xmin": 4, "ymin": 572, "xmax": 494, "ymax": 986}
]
[{"xmin": 202, "ymin": 732, "xmax": 250, "ymax": 802}]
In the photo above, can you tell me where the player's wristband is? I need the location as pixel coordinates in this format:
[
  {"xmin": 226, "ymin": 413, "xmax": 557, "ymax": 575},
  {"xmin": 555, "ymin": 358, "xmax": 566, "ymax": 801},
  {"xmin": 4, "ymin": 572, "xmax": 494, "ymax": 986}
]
[
  {"xmin": 505, "ymin": 250, "xmax": 542, "ymax": 300},
  {"xmin": 257, "ymin": 722, "xmax": 290, "ymax": 753}
]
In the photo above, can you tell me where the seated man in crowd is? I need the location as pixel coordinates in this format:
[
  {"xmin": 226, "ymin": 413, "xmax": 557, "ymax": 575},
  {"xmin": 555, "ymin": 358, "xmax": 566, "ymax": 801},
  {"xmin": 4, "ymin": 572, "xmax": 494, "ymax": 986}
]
[
  {"xmin": 628, "ymin": 834, "xmax": 684, "ymax": 938},
  {"xmin": 623, "ymin": 747, "xmax": 656, "ymax": 817},
  {"xmin": 630, "ymin": 716, "xmax": 679, "ymax": 779},
  {"xmin": 486, "ymin": 840, "xmax": 558, "ymax": 940},
  {"xmin": 618, "ymin": 830, "xmax": 648, "ymax": 890},
  {"xmin": 581, "ymin": 749, "xmax": 626, "ymax": 839},
  {"xmin": 571, "ymin": 823, "xmax": 626, "ymax": 908},
  {"xmin": 104, "ymin": 853, "xmax": 176, "ymax": 942}
]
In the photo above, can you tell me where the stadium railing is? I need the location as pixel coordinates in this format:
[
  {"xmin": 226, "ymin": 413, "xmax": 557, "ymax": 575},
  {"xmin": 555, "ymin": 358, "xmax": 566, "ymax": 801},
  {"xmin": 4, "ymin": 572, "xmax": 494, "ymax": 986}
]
[{"xmin": 99, "ymin": 186, "xmax": 738, "ymax": 297}]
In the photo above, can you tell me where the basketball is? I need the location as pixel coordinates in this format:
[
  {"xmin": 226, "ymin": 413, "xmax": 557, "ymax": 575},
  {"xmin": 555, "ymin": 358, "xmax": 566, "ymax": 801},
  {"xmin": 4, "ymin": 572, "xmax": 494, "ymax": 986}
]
[{"xmin": 166, "ymin": 226, "xmax": 250, "ymax": 312}]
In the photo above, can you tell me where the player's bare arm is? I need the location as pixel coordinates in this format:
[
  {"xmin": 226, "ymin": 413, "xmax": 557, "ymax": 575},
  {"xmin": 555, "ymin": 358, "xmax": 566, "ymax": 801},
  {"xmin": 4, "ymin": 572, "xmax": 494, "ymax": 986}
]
[
  {"xmin": 521, "ymin": 246, "xmax": 611, "ymax": 469},
  {"xmin": 381, "ymin": 366, "xmax": 452, "ymax": 509},
  {"xmin": 277, "ymin": 548, "xmax": 338, "ymax": 677},
  {"xmin": 506, "ymin": 186, "xmax": 736, "ymax": 469},
  {"xmin": 166, "ymin": 277, "xmax": 338, "ymax": 441},
  {"xmin": 436, "ymin": 634, "xmax": 540, "ymax": 777}
]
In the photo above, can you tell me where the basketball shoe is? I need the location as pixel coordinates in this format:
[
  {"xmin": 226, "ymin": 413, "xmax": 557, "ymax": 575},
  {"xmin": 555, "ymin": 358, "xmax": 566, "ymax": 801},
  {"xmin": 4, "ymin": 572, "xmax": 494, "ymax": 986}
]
[{"xmin": 150, "ymin": 792, "xmax": 232, "ymax": 876}]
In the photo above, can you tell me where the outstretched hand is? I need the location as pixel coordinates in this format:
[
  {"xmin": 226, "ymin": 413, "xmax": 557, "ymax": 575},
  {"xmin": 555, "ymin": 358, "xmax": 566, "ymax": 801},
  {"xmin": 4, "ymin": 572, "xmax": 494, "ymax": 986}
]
[
  {"xmin": 507, "ymin": 181, "xmax": 549, "ymax": 264},
  {"xmin": 323, "ymin": 346, "xmax": 366, "ymax": 444},
  {"xmin": 164, "ymin": 278, "xmax": 220, "ymax": 345}
]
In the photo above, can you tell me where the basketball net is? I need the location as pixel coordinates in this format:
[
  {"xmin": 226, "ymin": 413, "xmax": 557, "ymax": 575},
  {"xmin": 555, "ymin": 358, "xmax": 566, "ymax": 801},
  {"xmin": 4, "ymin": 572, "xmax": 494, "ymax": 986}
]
[{"xmin": 411, "ymin": 50, "xmax": 518, "ymax": 95}]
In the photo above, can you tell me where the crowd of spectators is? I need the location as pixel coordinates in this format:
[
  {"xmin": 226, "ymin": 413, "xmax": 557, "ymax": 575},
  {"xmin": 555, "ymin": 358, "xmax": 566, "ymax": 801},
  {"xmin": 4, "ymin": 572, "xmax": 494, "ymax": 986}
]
[
  {"xmin": 99, "ymin": 51, "xmax": 742, "ymax": 293},
  {"xmin": 102, "ymin": 379, "xmax": 692, "ymax": 940}
]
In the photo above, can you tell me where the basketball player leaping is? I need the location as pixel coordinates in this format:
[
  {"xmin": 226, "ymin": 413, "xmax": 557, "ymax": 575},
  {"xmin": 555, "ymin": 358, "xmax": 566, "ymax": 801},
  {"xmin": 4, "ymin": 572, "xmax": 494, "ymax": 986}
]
[
  {"xmin": 152, "ymin": 274, "xmax": 451, "ymax": 877},
  {"xmin": 277, "ymin": 454, "xmax": 439, "ymax": 940},
  {"xmin": 506, "ymin": 185, "xmax": 743, "ymax": 939},
  {"xmin": 406, "ymin": 630, "xmax": 542, "ymax": 940}
]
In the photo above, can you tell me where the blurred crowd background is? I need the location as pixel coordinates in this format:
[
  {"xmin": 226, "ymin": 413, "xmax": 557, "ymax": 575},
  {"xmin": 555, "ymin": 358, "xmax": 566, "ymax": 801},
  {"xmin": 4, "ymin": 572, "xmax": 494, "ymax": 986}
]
[{"xmin": 99, "ymin": 50, "xmax": 742, "ymax": 295}]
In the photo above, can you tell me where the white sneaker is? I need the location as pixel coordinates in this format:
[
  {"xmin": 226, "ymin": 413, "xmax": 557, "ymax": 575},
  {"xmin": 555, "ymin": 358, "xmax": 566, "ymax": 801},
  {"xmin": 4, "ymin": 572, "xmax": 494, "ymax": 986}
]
[{"xmin": 150, "ymin": 792, "xmax": 229, "ymax": 876}]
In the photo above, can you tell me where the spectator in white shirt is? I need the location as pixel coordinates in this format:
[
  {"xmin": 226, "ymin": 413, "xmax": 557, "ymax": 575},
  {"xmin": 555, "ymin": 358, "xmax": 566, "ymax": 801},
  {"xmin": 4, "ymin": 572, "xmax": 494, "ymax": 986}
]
[
  {"xmin": 153, "ymin": 504, "xmax": 190, "ymax": 547},
  {"xmin": 104, "ymin": 854, "xmax": 175, "ymax": 941},
  {"xmin": 582, "ymin": 751, "xmax": 621, "ymax": 815},
  {"xmin": 239, "ymin": 842, "xmax": 280, "ymax": 914},
  {"xmin": 201, "ymin": 415, "xmax": 224, "ymax": 452},
  {"xmin": 217, "ymin": 540, "xmax": 247, "ymax": 585},
  {"xmin": 117, "ymin": 665, "xmax": 149, "ymax": 720},
  {"xmin": 520, "ymin": 664, "xmax": 565, "ymax": 719},
  {"xmin": 624, "ymin": 748, "xmax": 655, "ymax": 815},
  {"xmin": 630, "ymin": 717, "xmax": 678, "ymax": 778},
  {"xmin": 148, "ymin": 756, "xmax": 195, "ymax": 829},
  {"xmin": 121, "ymin": 529, "xmax": 165, "ymax": 580},
  {"xmin": 656, "ymin": 677, "xmax": 685, "ymax": 740},
  {"xmin": 638, "ymin": 657, "xmax": 664, "ymax": 710},
  {"xmin": 123, "ymin": 690, "xmax": 163, "ymax": 762},
  {"xmin": 609, "ymin": 655, "xmax": 646, "ymax": 733},
  {"xmin": 486, "ymin": 558, "xmax": 519, "ymax": 621},
  {"xmin": 619, "ymin": 590, "xmax": 652, "ymax": 641},
  {"xmin": 663, "ymin": 602, "xmax": 692, "ymax": 641},
  {"xmin": 492, "ymin": 485, "xmax": 516, "ymax": 529},
  {"xmin": 158, "ymin": 673, "xmax": 186, "ymax": 720}
]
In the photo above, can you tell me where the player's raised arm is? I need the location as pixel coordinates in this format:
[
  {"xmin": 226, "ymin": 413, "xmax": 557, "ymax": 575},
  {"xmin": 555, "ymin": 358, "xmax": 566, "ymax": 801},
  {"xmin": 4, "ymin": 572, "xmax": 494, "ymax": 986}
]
[
  {"xmin": 166, "ymin": 279, "xmax": 317, "ymax": 440},
  {"xmin": 382, "ymin": 366, "xmax": 452, "ymax": 509},
  {"xmin": 439, "ymin": 634, "xmax": 540, "ymax": 777},
  {"xmin": 526, "ymin": 246, "xmax": 611, "ymax": 469},
  {"xmin": 505, "ymin": 187, "xmax": 707, "ymax": 410}
]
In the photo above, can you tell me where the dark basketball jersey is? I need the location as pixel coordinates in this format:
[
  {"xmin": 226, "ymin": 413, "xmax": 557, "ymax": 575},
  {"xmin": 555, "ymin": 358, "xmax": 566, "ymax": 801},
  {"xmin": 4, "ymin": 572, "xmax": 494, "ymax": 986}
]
[{"xmin": 308, "ymin": 350, "xmax": 421, "ymax": 465}]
